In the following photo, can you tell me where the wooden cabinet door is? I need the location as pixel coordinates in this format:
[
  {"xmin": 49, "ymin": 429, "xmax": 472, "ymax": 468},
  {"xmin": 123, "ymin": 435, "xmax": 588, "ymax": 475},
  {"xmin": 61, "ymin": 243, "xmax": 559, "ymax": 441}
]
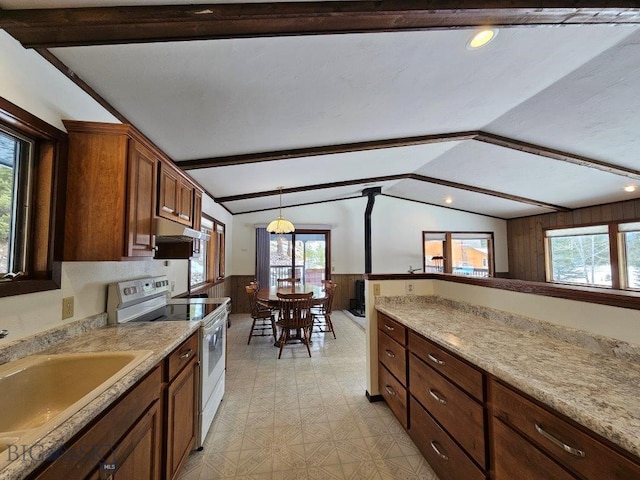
[
  {"xmin": 177, "ymin": 178, "xmax": 194, "ymax": 225},
  {"xmin": 193, "ymin": 190, "xmax": 202, "ymax": 231},
  {"xmin": 110, "ymin": 400, "xmax": 162, "ymax": 480},
  {"xmin": 158, "ymin": 164, "xmax": 180, "ymax": 220},
  {"xmin": 126, "ymin": 141, "xmax": 157, "ymax": 257},
  {"xmin": 165, "ymin": 357, "xmax": 198, "ymax": 480}
]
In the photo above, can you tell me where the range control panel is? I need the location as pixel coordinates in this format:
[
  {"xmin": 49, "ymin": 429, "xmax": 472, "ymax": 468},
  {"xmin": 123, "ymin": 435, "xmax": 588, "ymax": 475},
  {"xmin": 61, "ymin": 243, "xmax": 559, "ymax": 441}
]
[{"xmin": 107, "ymin": 275, "xmax": 170, "ymax": 313}]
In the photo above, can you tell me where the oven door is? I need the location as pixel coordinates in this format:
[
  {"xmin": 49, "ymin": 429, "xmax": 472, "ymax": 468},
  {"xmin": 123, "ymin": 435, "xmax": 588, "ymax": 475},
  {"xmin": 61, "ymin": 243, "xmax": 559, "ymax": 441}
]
[{"xmin": 201, "ymin": 314, "xmax": 226, "ymax": 409}]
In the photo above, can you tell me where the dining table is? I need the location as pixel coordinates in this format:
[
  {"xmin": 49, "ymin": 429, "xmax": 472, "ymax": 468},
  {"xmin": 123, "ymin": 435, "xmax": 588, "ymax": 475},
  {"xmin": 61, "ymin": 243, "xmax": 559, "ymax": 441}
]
[
  {"xmin": 257, "ymin": 284, "xmax": 326, "ymax": 305},
  {"xmin": 257, "ymin": 284, "xmax": 327, "ymax": 346}
]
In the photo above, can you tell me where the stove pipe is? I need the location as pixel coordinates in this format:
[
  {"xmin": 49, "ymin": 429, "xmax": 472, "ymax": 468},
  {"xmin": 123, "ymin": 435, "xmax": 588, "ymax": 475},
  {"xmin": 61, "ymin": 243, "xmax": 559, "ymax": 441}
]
[{"xmin": 362, "ymin": 187, "xmax": 382, "ymax": 274}]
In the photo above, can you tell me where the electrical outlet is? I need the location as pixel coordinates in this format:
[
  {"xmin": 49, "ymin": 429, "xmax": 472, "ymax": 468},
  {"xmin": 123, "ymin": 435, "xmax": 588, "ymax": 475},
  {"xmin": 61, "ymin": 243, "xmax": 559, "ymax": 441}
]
[
  {"xmin": 405, "ymin": 281, "xmax": 415, "ymax": 295},
  {"xmin": 62, "ymin": 296, "xmax": 74, "ymax": 320},
  {"xmin": 373, "ymin": 283, "xmax": 381, "ymax": 296}
]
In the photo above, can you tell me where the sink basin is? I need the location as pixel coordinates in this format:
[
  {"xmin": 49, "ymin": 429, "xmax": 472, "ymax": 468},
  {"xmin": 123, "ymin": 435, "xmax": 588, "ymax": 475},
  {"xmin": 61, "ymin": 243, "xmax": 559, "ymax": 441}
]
[{"xmin": 0, "ymin": 350, "xmax": 152, "ymax": 463}]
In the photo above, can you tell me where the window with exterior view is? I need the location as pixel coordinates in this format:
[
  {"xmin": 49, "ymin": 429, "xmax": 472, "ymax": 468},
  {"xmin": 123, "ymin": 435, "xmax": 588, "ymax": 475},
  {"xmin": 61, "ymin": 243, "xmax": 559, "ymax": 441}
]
[
  {"xmin": 423, "ymin": 231, "xmax": 493, "ymax": 277},
  {"xmin": 0, "ymin": 128, "xmax": 32, "ymax": 278},
  {"xmin": 546, "ymin": 226, "xmax": 612, "ymax": 287},
  {"xmin": 620, "ymin": 222, "xmax": 640, "ymax": 289}
]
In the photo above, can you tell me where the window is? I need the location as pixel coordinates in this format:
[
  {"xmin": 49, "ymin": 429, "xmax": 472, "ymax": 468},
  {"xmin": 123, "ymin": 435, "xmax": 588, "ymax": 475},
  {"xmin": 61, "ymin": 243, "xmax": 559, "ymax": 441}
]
[
  {"xmin": 546, "ymin": 225, "xmax": 612, "ymax": 287},
  {"xmin": 547, "ymin": 221, "xmax": 640, "ymax": 290},
  {"xmin": 189, "ymin": 215, "xmax": 225, "ymax": 290},
  {"xmin": 423, "ymin": 231, "xmax": 494, "ymax": 277},
  {"xmin": 0, "ymin": 128, "xmax": 33, "ymax": 277},
  {"xmin": 620, "ymin": 222, "xmax": 640, "ymax": 289},
  {"xmin": 0, "ymin": 98, "xmax": 64, "ymax": 297}
]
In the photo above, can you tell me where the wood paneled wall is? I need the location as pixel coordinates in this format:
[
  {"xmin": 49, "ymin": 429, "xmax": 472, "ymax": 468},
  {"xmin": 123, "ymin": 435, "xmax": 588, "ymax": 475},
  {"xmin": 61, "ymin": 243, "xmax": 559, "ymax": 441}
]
[
  {"xmin": 228, "ymin": 274, "xmax": 364, "ymax": 314},
  {"xmin": 507, "ymin": 198, "xmax": 640, "ymax": 282}
]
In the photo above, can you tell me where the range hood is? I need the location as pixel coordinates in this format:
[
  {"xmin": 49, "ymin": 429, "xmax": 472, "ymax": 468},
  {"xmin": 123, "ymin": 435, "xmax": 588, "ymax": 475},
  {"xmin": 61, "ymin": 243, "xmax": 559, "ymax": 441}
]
[{"xmin": 155, "ymin": 218, "xmax": 210, "ymax": 243}]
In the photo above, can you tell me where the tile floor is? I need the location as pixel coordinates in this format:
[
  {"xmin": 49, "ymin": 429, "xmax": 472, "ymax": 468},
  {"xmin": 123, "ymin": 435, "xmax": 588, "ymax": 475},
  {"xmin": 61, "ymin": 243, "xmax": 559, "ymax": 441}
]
[{"xmin": 177, "ymin": 311, "xmax": 439, "ymax": 480}]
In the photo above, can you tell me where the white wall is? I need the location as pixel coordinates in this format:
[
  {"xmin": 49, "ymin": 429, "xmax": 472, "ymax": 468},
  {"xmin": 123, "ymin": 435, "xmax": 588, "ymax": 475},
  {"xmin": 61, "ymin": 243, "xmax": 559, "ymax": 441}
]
[{"xmin": 231, "ymin": 195, "xmax": 508, "ymax": 275}]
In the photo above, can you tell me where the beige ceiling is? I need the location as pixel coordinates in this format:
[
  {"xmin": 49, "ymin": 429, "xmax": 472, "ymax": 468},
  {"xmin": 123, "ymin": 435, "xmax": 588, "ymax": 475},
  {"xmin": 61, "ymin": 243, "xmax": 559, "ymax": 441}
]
[{"xmin": 2, "ymin": 1, "xmax": 640, "ymax": 219}]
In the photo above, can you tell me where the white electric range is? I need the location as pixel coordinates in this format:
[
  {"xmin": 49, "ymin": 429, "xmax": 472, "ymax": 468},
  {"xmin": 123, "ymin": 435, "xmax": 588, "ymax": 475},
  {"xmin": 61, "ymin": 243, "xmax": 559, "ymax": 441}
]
[{"xmin": 107, "ymin": 275, "xmax": 229, "ymax": 449}]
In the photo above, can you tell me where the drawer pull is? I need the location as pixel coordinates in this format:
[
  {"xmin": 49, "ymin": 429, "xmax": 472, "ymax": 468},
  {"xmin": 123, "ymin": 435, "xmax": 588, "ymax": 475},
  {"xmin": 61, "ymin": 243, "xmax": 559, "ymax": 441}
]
[
  {"xmin": 179, "ymin": 348, "xmax": 193, "ymax": 359},
  {"xmin": 535, "ymin": 423, "xmax": 586, "ymax": 458},
  {"xmin": 429, "ymin": 388, "xmax": 447, "ymax": 405},
  {"xmin": 385, "ymin": 349, "xmax": 396, "ymax": 359},
  {"xmin": 384, "ymin": 324, "xmax": 395, "ymax": 331},
  {"xmin": 385, "ymin": 385, "xmax": 397, "ymax": 396},
  {"xmin": 430, "ymin": 441, "xmax": 449, "ymax": 460},
  {"xmin": 427, "ymin": 353, "xmax": 445, "ymax": 365}
]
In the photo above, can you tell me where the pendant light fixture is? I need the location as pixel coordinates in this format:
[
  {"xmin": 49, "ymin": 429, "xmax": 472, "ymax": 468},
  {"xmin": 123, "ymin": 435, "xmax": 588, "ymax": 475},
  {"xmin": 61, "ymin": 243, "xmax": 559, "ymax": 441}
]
[{"xmin": 266, "ymin": 186, "xmax": 295, "ymax": 234}]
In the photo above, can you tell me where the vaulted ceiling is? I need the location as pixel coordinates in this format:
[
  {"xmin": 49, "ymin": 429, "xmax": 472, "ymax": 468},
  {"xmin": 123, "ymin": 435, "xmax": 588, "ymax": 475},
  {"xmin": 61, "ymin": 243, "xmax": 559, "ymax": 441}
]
[{"xmin": 2, "ymin": 1, "xmax": 640, "ymax": 219}]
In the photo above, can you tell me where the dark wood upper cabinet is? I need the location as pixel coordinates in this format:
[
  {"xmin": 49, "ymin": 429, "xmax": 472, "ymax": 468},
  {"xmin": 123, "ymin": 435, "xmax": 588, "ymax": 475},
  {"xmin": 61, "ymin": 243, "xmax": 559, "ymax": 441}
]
[
  {"xmin": 157, "ymin": 160, "xmax": 197, "ymax": 228},
  {"xmin": 63, "ymin": 121, "xmax": 160, "ymax": 261}
]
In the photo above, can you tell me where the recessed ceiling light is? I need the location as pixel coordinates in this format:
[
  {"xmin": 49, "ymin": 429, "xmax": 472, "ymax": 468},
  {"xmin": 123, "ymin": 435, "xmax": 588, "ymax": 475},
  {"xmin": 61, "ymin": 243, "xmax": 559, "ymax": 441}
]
[
  {"xmin": 445, "ymin": 197, "xmax": 453, "ymax": 204},
  {"xmin": 468, "ymin": 28, "xmax": 498, "ymax": 49},
  {"xmin": 623, "ymin": 185, "xmax": 638, "ymax": 193}
]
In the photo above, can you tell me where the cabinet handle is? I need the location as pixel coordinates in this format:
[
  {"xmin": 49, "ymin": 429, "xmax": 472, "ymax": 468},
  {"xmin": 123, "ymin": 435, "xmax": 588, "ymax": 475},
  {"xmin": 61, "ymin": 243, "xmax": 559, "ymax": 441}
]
[
  {"xmin": 427, "ymin": 353, "xmax": 445, "ymax": 365},
  {"xmin": 384, "ymin": 385, "xmax": 396, "ymax": 396},
  {"xmin": 384, "ymin": 324, "xmax": 394, "ymax": 331},
  {"xmin": 385, "ymin": 349, "xmax": 396, "ymax": 359},
  {"xmin": 535, "ymin": 423, "xmax": 585, "ymax": 458},
  {"xmin": 161, "ymin": 206, "xmax": 174, "ymax": 213},
  {"xmin": 179, "ymin": 213, "xmax": 189, "ymax": 220},
  {"xmin": 430, "ymin": 441, "xmax": 449, "ymax": 461},
  {"xmin": 180, "ymin": 348, "xmax": 193, "ymax": 359},
  {"xmin": 429, "ymin": 388, "xmax": 447, "ymax": 405}
]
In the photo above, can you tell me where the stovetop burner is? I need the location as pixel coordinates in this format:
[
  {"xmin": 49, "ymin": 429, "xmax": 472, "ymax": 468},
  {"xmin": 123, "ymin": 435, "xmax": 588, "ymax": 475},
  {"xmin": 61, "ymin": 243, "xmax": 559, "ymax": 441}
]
[{"xmin": 130, "ymin": 302, "xmax": 225, "ymax": 323}]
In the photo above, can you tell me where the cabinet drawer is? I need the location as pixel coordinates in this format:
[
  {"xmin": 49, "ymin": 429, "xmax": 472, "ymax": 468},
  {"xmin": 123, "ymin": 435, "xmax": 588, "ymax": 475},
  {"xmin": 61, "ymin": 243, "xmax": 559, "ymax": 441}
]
[
  {"xmin": 167, "ymin": 333, "xmax": 199, "ymax": 381},
  {"xmin": 409, "ymin": 396, "xmax": 485, "ymax": 480},
  {"xmin": 409, "ymin": 353, "xmax": 486, "ymax": 468},
  {"xmin": 378, "ymin": 313, "xmax": 406, "ymax": 346},
  {"xmin": 379, "ymin": 363, "xmax": 408, "ymax": 429},
  {"xmin": 492, "ymin": 380, "xmax": 640, "ymax": 480},
  {"xmin": 408, "ymin": 331, "xmax": 483, "ymax": 401},
  {"xmin": 378, "ymin": 330, "xmax": 407, "ymax": 386},
  {"xmin": 493, "ymin": 418, "xmax": 576, "ymax": 480}
]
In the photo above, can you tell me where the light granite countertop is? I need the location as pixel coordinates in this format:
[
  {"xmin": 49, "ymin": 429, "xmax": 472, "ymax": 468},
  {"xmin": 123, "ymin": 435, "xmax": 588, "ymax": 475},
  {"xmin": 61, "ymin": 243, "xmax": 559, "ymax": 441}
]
[
  {"xmin": 0, "ymin": 320, "xmax": 200, "ymax": 480},
  {"xmin": 375, "ymin": 297, "xmax": 640, "ymax": 460}
]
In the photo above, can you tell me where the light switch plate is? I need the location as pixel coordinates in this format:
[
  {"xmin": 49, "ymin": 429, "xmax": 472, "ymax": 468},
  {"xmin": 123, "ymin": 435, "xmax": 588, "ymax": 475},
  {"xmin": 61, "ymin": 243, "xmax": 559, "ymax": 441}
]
[
  {"xmin": 405, "ymin": 281, "xmax": 415, "ymax": 295},
  {"xmin": 373, "ymin": 283, "xmax": 381, "ymax": 296}
]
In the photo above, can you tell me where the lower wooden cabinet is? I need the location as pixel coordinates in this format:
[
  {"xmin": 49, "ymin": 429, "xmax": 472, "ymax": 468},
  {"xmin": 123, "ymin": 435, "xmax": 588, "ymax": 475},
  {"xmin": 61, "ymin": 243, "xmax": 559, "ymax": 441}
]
[
  {"xmin": 377, "ymin": 312, "xmax": 640, "ymax": 480},
  {"xmin": 29, "ymin": 366, "xmax": 162, "ymax": 480},
  {"xmin": 409, "ymin": 396, "xmax": 485, "ymax": 480},
  {"xmin": 491, "ymin": 380, "xmax": 640, "ymax": 480},
  {"xmin": 28, "ymin": 332, "xmax": 200, "ymax": 480},
  {"xmin": 164, "ymin": 342, "xmax": 199, "ymax": 480}
]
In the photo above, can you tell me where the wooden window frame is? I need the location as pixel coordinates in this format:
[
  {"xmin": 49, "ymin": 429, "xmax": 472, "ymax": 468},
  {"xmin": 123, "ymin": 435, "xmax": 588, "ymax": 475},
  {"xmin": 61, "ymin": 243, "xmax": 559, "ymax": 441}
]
[
  {"xmin": 189, "ymin": 214, "xmax": 225, "ymax": 294},
  {"xmin": 423, "ymin": 231, "xmax": 495, "ymax": 278},
  {"xmin": 0, "ymin": 97, "xmax": 65, "ymax": 297},
  {"xmin": 544, "ymin": 220, "xmax": 640, "ymax": 291}
]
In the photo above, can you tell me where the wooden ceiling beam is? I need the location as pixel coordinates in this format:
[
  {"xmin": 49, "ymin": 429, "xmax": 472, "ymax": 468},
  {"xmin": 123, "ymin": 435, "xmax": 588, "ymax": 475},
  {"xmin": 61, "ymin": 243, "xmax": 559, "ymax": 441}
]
[
  {"xmin": 477, "ymin": 132, "xmax": 640, "ymax": 181},
  {"xmin": 179, "ymin": 131, "xmax": 476, "ymax": 170},
  {"xmin": 215, "ymin": 175, "xmax": 408, "ymax": 202},
  {"xmin": 408, "ymin": 173, "xmax": 569, "ymax": 211},
  {"xmin": 1, "ymin": 1, "xmax": 640, "ymax": 48},
  {"xmin": 214, "ymin": 172, "xmax": 569, "ymax": 212}
]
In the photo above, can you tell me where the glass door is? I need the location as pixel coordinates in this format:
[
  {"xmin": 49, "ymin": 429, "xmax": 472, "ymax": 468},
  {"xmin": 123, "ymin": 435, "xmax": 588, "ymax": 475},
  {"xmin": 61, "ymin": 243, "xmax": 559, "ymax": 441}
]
[{"xmin": 268, "ymin": 231, "xmax": 329, "ymax": 287}]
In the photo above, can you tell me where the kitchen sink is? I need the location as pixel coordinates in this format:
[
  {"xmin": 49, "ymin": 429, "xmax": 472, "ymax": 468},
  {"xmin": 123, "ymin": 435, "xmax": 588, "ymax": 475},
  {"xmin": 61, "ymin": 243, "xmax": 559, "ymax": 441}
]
[{"xmin": 0, "ymin": 350, "xmax": 153, "ymax": 465}]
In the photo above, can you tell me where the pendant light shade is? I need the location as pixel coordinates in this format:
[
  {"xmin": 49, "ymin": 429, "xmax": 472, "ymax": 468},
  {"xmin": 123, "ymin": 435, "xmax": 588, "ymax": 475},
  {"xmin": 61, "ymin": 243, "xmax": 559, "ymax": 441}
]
[{"xmin": 266, "ymin": 187, "xmax": 295, "ymax": 234}]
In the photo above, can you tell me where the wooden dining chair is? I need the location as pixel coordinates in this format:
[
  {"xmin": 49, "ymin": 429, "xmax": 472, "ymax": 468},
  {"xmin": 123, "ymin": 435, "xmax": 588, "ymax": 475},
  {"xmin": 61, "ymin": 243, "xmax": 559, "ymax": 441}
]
[
  {"xmin": 312, "ymin": 281, "xmax": 337, "ymax": 338},
  {"xmin": 245, "ymin": 285, "xmax": 277, "ymax": 345},
  {"xmin": 275, "ymin": 292, "xmax": 314, "ymax": 359},
  {"xmin": 276, "ymin": 277, "xmax": 301, "ymax": 287}
]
